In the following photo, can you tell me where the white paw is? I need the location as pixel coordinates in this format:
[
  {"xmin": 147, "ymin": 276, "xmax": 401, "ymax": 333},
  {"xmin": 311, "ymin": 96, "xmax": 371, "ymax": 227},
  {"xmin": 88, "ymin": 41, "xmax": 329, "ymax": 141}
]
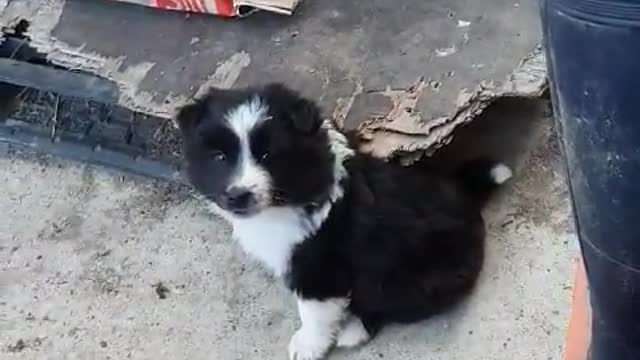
[
  {"xmin": 336, "ymin": 318, "xmax": 370, "ymax": 348},
  {"xmin": 288, "ymin": 328, "xmax": 332, "ymax": 360}
]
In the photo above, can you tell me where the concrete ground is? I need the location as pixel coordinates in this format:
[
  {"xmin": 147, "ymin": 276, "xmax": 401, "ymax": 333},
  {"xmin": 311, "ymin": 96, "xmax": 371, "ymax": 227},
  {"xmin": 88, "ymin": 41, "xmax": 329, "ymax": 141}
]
[{"xmin": 1, "ymin": 100, "xmax": 576, "ymax": 360}]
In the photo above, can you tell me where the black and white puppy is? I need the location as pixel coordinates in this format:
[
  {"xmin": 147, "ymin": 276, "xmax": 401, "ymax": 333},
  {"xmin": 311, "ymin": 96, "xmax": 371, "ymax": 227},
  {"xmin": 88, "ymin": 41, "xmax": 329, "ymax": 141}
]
[{"xmin": 176, "ymin": 84, "xmax": 512, "ymax": 360}]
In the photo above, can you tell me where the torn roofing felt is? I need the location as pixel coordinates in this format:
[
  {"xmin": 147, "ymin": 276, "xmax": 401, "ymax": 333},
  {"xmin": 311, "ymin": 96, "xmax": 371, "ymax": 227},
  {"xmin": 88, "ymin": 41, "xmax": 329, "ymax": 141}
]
[{"xmin": 1, "ymin": 0, "xmax": 546, "ymax": 159}]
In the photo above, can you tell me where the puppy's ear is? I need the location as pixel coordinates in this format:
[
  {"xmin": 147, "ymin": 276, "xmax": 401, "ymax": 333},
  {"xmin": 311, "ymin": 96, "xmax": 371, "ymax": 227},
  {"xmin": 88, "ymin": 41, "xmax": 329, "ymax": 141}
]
[
  {"xmin": 289, "ymin": 95, "xmax": 322, "ymax": 135},
  {"xmin": 174, "ymin": 99, "xmax": 205, "ymax": 131},
  {"xmin": 263, "ymin": 83, "xmax": 322, "ymax": 135}
]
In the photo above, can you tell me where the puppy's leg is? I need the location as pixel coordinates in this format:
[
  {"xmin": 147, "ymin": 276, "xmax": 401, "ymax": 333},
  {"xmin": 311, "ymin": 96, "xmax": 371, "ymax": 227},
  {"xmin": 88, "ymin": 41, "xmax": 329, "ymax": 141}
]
[
  {"xmin": 288, "ymin": 296, "xmax": 348, "ymax": 360},
  {"xmin": 336, "ymin": 316, "xmax": 371, "ymax": 348}
]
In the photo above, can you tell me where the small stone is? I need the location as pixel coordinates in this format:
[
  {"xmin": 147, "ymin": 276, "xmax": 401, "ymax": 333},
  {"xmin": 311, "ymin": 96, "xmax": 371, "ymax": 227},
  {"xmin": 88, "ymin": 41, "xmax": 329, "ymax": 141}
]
[
  {"xmin": 100, "ymin": 340, "xmax": 108, "ymax": 348},
  {"xmin": 7, "ymin": 339, "xmax": 26, "ymax": 353},
  {"xmin": 154, "ymin": 282, "xmax": 170, "ymax": 300},
  {"xmin": 96, "ymin": 250, "xmax": 112, "ymax": 258}
]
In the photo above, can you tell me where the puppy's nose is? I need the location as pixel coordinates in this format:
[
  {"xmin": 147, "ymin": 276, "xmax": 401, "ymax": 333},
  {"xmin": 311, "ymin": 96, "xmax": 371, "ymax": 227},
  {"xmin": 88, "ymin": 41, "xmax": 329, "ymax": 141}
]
[{"xmin": 224, "ymin": 187, "xmax": 256, "ymax": 212}]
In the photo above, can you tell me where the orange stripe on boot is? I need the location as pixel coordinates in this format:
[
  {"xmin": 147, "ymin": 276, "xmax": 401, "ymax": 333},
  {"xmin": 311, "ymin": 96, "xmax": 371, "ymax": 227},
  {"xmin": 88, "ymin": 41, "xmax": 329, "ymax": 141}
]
[{"xmin": 564, "ymin": 259, "xmax": 591, "ymax": 360}]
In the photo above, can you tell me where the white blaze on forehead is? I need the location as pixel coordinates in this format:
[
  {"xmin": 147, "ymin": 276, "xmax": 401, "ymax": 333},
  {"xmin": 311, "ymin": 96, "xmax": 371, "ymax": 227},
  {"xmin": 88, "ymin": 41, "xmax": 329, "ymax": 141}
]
[
  {"xmin": 225, "ymin": 97, "xmax": 271, "ymax": 201},
  {"xmin": 226, "ymin": 96, "xmax": 269, "ymax": 135}
]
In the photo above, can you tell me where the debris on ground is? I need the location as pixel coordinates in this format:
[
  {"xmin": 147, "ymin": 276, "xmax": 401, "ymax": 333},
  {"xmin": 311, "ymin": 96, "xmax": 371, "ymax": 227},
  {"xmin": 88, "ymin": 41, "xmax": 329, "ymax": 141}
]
[{"xmin": 154, "ymin": 282, "xmax": 171, "ymax": 300}]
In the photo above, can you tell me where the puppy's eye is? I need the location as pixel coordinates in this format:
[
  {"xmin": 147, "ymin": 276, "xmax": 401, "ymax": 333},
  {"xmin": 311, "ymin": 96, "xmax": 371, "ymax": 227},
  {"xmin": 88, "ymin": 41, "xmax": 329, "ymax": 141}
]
[{"xmin": 210, "ymin": 150, "xmax": 227, "ymax": 162}]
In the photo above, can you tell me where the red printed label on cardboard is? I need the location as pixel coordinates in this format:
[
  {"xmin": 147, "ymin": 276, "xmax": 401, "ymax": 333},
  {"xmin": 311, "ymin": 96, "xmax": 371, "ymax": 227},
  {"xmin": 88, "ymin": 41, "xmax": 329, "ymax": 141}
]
[{"xmin": 150, "ymin": 0, "xmax": 234, "ymax": 15}]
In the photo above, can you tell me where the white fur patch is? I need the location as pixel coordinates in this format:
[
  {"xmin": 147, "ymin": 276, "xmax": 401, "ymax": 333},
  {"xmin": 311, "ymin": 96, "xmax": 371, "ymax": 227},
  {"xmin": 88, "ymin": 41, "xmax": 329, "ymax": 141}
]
[
  {"xmin": 490, "ymin": 163, "xmax": 513, "ymax": 185},
  {"xmin": 336, "ymin": 317, "xmax": 370, "ymax": 348},
  {"xmin": 210, "ymin": 202, "xmax": 333, "ymax": 276},
  {"xmin": 323, "ymin": 121, "xmax": 354, "ymax": 202},
  {"xmin": 207, "ymin": 119, "xmax": 356, "ymax": 359},
  {"xmin": 210, "ymin": 121, "xmax": 355, "ymax": 277},
  {"xmin": 226, "ymin": 96, "xmax": 269, "ymax": 135},
  {"xmin": 225, "ymin": 98, "xmax": 272, "ymax": 206},
  {"xmin": 289, "ymin": 297, "xmax": 349, "ymax": 360}
]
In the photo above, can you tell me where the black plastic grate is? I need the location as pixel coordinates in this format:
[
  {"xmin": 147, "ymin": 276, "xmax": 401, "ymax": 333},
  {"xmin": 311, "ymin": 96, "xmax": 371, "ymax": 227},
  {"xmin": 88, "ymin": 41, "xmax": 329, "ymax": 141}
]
[{"xmin": 1, "ymin": 87, "xmax": 186, "ymax": 184}]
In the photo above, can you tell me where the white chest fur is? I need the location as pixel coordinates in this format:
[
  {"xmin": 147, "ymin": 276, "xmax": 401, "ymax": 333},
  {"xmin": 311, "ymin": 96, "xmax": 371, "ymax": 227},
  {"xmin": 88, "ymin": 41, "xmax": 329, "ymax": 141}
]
[
  {"xmin": 209, "ymin": 123, "xmax": 352, "ymax": 277},
  {"xmin": 214, "ymin": 204, "xmax": 332, "ymax": 276}
]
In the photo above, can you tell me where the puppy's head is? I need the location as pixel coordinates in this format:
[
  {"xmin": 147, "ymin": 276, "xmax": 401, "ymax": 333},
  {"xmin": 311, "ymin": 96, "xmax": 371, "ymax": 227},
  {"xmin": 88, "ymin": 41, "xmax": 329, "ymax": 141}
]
[{"xmin": 176, "ymin": 84, "xmax": 335, "ymax": 217}]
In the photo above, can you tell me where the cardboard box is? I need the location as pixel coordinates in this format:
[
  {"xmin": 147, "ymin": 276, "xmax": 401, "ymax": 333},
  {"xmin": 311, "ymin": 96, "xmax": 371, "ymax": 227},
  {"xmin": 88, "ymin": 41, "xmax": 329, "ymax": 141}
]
[{"xmin": 113, "ymin": 0, "xmax": 301, "ymax": 17}]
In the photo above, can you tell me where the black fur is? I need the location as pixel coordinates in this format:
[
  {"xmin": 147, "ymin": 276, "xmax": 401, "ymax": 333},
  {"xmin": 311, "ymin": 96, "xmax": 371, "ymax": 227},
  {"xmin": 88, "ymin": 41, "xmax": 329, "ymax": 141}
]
[
  {"xmin": 177, "ymin": 83, "xmax": 509, "ymax": 342},
  {"xmin": 288, "ymin": 155, "xmax": 490, "ymax": 335},
  {"xmin": 259, "ymin": 84, "xmax": 336, "ymax": 206}
]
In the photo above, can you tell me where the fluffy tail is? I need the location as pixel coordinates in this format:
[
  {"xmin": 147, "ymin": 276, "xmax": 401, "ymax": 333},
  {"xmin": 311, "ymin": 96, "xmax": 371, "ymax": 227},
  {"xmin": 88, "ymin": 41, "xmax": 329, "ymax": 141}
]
[{"xmin": 454, "ymin": 159, "xmax": 513, "ymax": 206}]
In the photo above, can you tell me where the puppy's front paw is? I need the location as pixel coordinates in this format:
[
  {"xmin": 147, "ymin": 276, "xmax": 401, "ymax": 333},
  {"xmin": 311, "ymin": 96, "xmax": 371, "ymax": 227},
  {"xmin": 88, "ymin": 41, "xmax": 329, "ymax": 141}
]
[
  {"xmin": 288, "ymin": 328, "xmax": 332, "ymax": 360},
  {"xmin": 336, "ymin": 317, "xmax": 370, "ymax": 348}
]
